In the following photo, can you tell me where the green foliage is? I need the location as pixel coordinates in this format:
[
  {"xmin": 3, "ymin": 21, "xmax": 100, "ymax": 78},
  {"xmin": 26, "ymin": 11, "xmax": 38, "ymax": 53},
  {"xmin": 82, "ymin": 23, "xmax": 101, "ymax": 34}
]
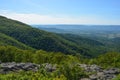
[
  {"xmin": 0, "ymin": 32, "xmax": 33, "ymax": 50},
  {"xmin": 0, "ymin": 46, "xmax": 80, "ymax": 64},
  {"xmin": 59, "ymin": 34, "xmax": 108, "ymax": 57},
  {"xmin": 0, "ymin": 71, "xmax": 67, "ymax": 80},
  {"xmin": 0, "ymin": 45, "xmax": 120, "ymax": 68},
  {"xmin": 113, "ymin": 74, "xmax": 120, "ymax": 80},
  {"xmin": 90, "ymin": 52, "xmax": 120, "ymax": 68},
  {"xmin": 58, "ymin": 63, "xmax": 88, "ymax": 80}
]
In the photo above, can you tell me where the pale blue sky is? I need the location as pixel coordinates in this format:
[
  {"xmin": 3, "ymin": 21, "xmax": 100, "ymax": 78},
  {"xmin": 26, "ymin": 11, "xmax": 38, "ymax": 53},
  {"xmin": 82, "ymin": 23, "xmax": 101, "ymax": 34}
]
[{"xmin": 0, "ymin": 0, "xmax": 120, "ymax": 24}]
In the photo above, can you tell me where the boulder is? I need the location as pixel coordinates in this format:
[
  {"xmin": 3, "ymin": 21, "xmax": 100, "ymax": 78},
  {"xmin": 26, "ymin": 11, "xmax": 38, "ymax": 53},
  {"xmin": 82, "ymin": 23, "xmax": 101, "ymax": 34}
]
[
  {"xmin": 0, "ymin": 62, "xmax": 39, "ymax": 73},
  {"xmin": 103, "ymin": 68, "xmax": 120, "ymax": 74}
]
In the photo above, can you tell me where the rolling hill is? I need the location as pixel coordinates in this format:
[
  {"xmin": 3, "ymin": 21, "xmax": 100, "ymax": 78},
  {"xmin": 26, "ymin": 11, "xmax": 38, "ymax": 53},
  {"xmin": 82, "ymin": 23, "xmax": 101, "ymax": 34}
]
[{"xmin": 0, "ymin": 16, "xmax": 93, "ymax": 57}]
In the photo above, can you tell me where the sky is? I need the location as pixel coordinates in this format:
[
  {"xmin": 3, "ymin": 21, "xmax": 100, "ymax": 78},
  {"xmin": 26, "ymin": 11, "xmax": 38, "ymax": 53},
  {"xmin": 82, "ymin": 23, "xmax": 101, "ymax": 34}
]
[{"xmin": 0, "ymin": 0, "xmax": 120, "ymax": 25}]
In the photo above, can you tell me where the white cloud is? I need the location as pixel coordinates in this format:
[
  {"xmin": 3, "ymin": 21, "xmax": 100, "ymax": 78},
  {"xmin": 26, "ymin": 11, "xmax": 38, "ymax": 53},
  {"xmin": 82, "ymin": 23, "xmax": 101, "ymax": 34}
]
[{"xmin": 0, "ymin": 10, "xmax": 119, "ymax": 25}]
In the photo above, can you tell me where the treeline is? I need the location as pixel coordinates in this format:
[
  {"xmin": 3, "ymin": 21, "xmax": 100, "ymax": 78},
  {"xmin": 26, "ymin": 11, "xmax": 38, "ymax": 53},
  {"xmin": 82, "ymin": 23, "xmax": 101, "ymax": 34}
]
[
  {"xmin": 0, "ymin": 46, "xmax": 120, "ymax": 68},
  {"xmin": 91, "ymin": 52, "xmax": 120, "ymax": 68},
  {"xmin": 0, "ymin": 46, "xmax": 80, "ymax": 64}
]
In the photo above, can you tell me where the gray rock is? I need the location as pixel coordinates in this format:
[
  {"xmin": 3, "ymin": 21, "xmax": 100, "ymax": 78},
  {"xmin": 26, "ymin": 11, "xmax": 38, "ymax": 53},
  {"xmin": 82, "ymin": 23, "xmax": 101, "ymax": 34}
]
[
  {"xmin": 78, "ymin": 64, "xmax": 103, "ymax": 72},
  {"xmin": 89, "ymin": 75, "xmax": 97, "ymax": 80},
  {"xmin": 103, "ymin": 68, "xmax": 120, "ymax": 74},
  {"xmin": 78, "ymin": 64, "xmax": 120, "ymax": 80},
  {"xmin": 0, "ymin": 62, "xmax": 40, "ymax": 73},
  {"xmin": 43, "ymin": 63, "xmax": 56, "ymax": 72}
]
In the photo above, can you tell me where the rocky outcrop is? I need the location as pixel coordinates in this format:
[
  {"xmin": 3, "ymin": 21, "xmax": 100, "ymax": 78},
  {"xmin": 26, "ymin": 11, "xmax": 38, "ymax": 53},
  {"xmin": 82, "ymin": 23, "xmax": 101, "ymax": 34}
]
[
  {"xmin": 0, "ymin": 62, "xmax": 119, "ymax": 80},
  {"xmin": 0, "ymin": 62, "xmax": 57, "ymax": 74},
  {"xmin": 0, "ymin": 62, "xmax": 40, "ymax": 73},
  {"xmin": 79, "ymin": 64, "xmax": 120, "ymax": 80}
]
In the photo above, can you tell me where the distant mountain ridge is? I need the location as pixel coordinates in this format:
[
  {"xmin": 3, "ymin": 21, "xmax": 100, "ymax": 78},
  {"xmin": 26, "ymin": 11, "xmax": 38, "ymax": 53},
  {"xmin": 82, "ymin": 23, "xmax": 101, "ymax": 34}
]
[
  {"xmin": 32, "ymin": 25, "xmax": 120, "ymax": 38},
  {"xmin": 32, "ymin": 25, "xmax": 120, "ymax": 31}
]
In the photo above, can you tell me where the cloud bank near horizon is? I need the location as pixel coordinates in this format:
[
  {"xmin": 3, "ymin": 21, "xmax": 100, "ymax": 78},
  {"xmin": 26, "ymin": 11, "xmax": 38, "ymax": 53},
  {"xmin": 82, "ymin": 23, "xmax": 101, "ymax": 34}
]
[{"xmin": 0, "ymin": 10, "xmax": 119, "ymax": 25}]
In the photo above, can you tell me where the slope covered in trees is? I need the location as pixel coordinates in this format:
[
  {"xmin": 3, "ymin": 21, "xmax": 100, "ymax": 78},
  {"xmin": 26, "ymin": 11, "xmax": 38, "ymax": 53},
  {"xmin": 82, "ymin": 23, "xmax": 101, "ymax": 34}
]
[
  {"xmin": 0, "ymin": 32, "xmax": 33, "ymax": 50},
  {"xmin": 0, "ymin": 15, "xmax": 94, "ymax": 57},
  {"xmin": 34, "ymin": 25, "xmax": 120, "ymax": 56},
  {"xmin": 59, "ymin": 34, "xmax": 107, "ymax": 56}
]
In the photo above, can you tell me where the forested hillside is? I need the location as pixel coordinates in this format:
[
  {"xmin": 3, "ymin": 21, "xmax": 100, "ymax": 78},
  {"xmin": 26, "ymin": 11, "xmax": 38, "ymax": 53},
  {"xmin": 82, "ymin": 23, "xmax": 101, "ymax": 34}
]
[
  {"xmin": 0, "ymin": 16, "xmax": 97, "ymax": 57},
  {"xmin": 0, "ymin": 32, "xmax": 33, "ymax": 50},
  {"xmin": 34, "ymin": 26, "xmax": 120, "ymax": 57},
  {"xmin": 59, "ymin": 34, "xmax": 107, "ymax": 56}
]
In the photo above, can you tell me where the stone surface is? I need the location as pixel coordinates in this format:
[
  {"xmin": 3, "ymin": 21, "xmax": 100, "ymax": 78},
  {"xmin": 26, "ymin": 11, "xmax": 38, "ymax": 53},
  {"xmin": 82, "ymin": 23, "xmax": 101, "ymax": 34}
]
[
  {"xmin": 0, "ymin": 62, "xmax": 119, "ymax": 80},
  {"xmin": 79, "ymin": 64, "xmax": 120, "ymax": 80},
  {"xmin": 43, "ymin": 63, "xmax": 57, "ymax": 72},
  {"xmin": 0, "ymin": 62, "xmax": 39, "ymax": 73}
]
